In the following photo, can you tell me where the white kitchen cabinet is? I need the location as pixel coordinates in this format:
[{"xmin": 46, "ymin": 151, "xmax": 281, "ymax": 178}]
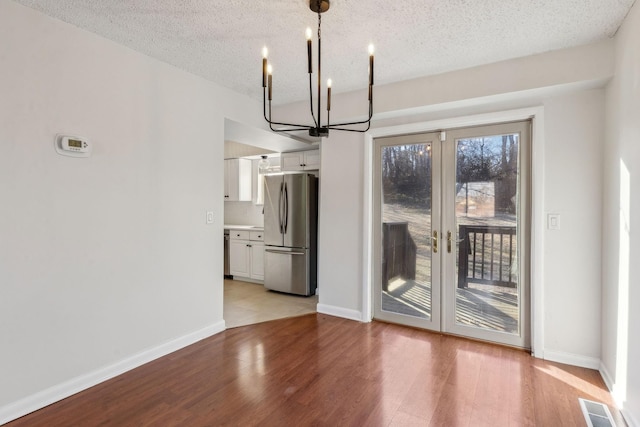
[
  {"xmin": 281, "ymin": 150, "xmax": 320, "ymax": 171},
  {"xmin": 224, "ymin": 158, "xmax": 252, "ymax": 201},
  {"xmin": 250, "ymin": 242, "xmax": 264, "ymax": 280},
  {"xmin": 229, "ymin": 239, "xmax": 251, "ymax": 277},
  {"xmin": 229, "ymin": 229, "xmax": 264, "ymax": 281}
]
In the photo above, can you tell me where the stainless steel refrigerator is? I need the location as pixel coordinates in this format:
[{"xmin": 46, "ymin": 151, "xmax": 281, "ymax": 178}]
[{"xmin": 263, "ymin": 173, "xmax": 318, "ymax": 296}]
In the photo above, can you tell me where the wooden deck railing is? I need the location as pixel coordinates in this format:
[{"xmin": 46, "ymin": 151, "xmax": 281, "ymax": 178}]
[
  {"xmin": 382, "ymin": 222, "xmax": 416, "ymax": 290},
  {"xmin": 457, "ymin": 225, "xmax": 517, "ymax": 288}
]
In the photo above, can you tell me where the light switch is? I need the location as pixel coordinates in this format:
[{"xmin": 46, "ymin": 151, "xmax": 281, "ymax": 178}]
[
  {"xmin": 547, "ymin": 213, "xmax": 560, "ymax": 230},
  {"xmin": 206, "ymin": 211, "xmax": 214, "ymax": 224}
]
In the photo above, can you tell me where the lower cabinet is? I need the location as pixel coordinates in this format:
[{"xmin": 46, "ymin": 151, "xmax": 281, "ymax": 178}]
[
  {"xmin": 229, "ymin": 230, "xmax": 264, "ymax": 281},
  {"xmin": 250, "ymin": 242, "xmax": 264, "ymax": 280}
]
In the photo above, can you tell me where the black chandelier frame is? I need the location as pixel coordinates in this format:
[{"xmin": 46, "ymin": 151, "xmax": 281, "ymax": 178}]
[{"xmin": 262, "ymin": 0, "xmax": 374, "ymax": 138}]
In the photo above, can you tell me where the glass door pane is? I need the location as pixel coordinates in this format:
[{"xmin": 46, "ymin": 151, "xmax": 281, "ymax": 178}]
[
  {"xmin": 443, "ymin": 122, "xmax": 530, "ymax": 348},
  {"xmin": 372, "ymin": 122, "xmax": 530, "ymax": 348},
  {"xmin": 373, "ymin": 133, "xmax": 441, "ymax": 331}
]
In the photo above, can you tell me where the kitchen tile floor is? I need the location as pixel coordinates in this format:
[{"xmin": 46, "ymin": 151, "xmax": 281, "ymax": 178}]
[{"xmin": 223, "ymin": 279, "xmax": 318, "ymax": 328}]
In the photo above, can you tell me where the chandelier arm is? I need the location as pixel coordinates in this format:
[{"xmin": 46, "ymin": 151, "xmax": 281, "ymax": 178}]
[
  {"xmin": 323, "ymin": 92, "xmax": 373, "ymax": 127},
  {"xmin": 324, "ymin": 123, "xmax": 371, "ymax": 132},
  {"xmin": 266, "ymin": 119, "xmax": 316, "ymax": 128},
  {"xmin": 263, "ymin": 88, "xmax": 270, "ymax": 123},
  {"xmin": 327, "ymin": 116, "xmax": 372, "ymax": 127},
  {"xmin": 264, "ymin": 89, "xmax": 315, "ymax": 129},
  {"xmin": 270, "ymin": 127, "xmax": 314, "ymax": 133},
  {"xmin": 308, "ymin": 73, "xmax": 318, "ymax": 128},
  {"xmin": 325, "ymin": 111, "xmax": 372, "ymax": 132},
  {"xmin": 325, "ymin": 103, "xmax": 373, "ymax": 127}
]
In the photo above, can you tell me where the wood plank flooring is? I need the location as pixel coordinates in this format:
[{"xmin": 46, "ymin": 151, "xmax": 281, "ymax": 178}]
[{"xmin": 6, "ymin": 314, "xmax": 625, "ymax": 426}]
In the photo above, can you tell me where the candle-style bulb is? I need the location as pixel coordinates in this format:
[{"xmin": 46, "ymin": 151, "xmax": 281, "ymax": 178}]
[
  {"xmin": 267, "ymin": 64, "xmax": 273, "ymax": 101},
  {"xmin": 306, "ymin": 28, "xmax": 313, "ymax": 74},
  {"xmin": 368, "ymin": 44, "xmax": 375, "ymax": 87},
  {"xmin": 327, "ymin": 78, "xmax": 332, "ymax": 88},
  {"xmin": 262, "ymin": 47, "xmax": 268, "ymax": 88},
  {"xmin": 305, "ymin": 27, "xmax": 312, "ymax": 41}
]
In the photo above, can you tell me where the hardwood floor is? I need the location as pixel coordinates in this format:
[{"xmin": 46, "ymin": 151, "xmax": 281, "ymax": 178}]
[{"xmin": 7, "ymin": 314, "xmax": 625, "ymax": 426}]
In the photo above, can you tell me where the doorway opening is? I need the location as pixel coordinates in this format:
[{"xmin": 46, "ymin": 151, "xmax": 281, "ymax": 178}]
[{"xmin": 223, "ymin": 119, "xmax": 319, "ymax": 328}]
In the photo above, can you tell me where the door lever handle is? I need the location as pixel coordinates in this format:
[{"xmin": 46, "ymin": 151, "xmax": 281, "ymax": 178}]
[{"xmin": 432, "ymin": 230, "xmax": 438, "ymax": 253}]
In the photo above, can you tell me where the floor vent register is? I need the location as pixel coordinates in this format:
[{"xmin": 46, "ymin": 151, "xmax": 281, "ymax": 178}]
[{"xmin": 579, "ymin": 398, "xmax": 616, "ymax": 427}]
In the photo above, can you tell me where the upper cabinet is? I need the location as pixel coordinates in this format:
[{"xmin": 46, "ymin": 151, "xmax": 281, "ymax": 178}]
[
  {"xmin": 224, "ymin": 158, "xmax": 252, "ymax": 201},
  {"xmin": 281, "ymin": 149, "xmax": 320, "ymax": 171}
]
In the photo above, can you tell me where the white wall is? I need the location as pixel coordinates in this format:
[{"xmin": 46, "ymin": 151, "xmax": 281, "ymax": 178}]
[
  {"xmin": 0, "ymin": 1, "xmax": 262, "ymax": 421},
  {"xmin": 1, "ymin": 0, "xmax": 634, "ymax": 423},
  {"xmin": 602, "ymin": 1, "xmax": 640, "ymax": 425},
  {"xmin": 542, "ymin": 89, "xmax": 604, "ymax": 364},
  {"xmin": 316, "ymin": 132, "xmax": 364, "ymax": 320},
  {"xmin": 275, "ymin": 41, "xmax": 612, "ymax": 362}
]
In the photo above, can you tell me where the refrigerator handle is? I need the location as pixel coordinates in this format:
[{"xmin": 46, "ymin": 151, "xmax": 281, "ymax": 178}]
[
  {"xmin": 265, "ymin": 249, "xmax": 305, "ymax": 256},
  {"xmin": 283, "ymin": 182, "xmax": 289, "ymax": 234},
  {"xmin": 278, "ymin": 181, "xmax": 284, "ymax": 234}
]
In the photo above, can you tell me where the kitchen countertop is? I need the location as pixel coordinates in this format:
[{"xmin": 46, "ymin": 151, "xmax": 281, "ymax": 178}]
[{"xmin": 224, "ymin": 224, "xmax": 264, "ymax": 231}]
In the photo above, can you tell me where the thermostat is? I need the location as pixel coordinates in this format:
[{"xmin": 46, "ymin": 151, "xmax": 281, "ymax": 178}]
[{"xmin": 55, "ymin": 134, "xmax": 91, "ymax": 158}]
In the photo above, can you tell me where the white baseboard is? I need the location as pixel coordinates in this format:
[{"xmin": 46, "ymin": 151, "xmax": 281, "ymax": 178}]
[
  {"xmin": 0, "ymin": 320, "xmax": 226, "ymax": 425},
  {"xmin": 599, "ymin": 361, "xmax": 639, "ymax": 427},
  {"xmin": 543, "ymin": 349, "xmax": 600, "ymax": 370},
  {"xmin": 316, "ymin": 304, "xmax": 364, "ymax": 322},
  {"xmin": 230, "ymin": 276, "xmax": 263, "ymax": 285},
  {"xmin": 599, "ymin": 362, "xmax": 616, "ymax": 399},
  {"xmin": 621, "ymin": 408, "xmax": 639, "ymax": 427}
]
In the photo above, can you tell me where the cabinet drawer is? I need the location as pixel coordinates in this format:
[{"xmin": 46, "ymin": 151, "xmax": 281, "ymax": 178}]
[
  {"xmin": 230, "ymin": 230, "xmax": 250, "ymax": 240},
  {"xmin": 250, "ymin": 231, "xmax": 264, "ymax": 241}
]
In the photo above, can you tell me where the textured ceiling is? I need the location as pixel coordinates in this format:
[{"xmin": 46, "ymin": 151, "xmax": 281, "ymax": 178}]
[{"xmin": 14, "ymin": 0, "xmax": 636, "ymax": 105}]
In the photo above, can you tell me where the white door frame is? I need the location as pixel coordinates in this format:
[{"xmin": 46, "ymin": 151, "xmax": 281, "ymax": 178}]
[{"xmin": 362, "ymin": 106, "xmax": 545, "ymax": 358}]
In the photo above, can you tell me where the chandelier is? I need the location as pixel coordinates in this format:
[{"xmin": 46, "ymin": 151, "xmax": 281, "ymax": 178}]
[{"xmin": 261, "ymin": 0, "xmax": 374, "ymax": 138}]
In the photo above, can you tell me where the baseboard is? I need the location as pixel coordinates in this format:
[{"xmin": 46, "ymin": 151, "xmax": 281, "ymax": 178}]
[
  {"xmin": 599, "ymin": 361, "xmax": 639, "ymax": 427},
  {"xmin": 316, "ymin": 304, "xmax": 364, "ymax": 322},
  {"xmin": 543, "ymin": 349, "xmax": 600, "ymax": 370},
  {"xmin": 621, "ymin": 408, "xmax": 639, "ymax": 427},
  {"xmin": 599, "ymin": 362, "xmax": 616, "ymax": 399},
  {"xmin": 0, "ymin": 320, "xmax": 226, "ymax": 425},
  {"xmin": 230, "ymin": 276, "xmax": 263, "ymax": 285}
]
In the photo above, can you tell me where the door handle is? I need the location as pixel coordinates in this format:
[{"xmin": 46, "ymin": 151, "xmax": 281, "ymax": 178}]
[
  {"xmin": 432, "ymin": 230, "xmax": 438, "ymax": 253},
  {"xmin": 447, "ymin": 231, "xmax": 466, "ymax": 253}
]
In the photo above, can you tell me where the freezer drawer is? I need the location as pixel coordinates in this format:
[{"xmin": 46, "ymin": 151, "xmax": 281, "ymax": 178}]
[{"xmin": 264, "ymin": 247, "xmax": 316, "ymax": 296}]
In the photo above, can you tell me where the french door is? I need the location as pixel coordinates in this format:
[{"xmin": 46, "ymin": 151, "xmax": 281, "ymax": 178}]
[{"xmin": 372, "ymin": 121, "xmax": 531, "ymax": 348}]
